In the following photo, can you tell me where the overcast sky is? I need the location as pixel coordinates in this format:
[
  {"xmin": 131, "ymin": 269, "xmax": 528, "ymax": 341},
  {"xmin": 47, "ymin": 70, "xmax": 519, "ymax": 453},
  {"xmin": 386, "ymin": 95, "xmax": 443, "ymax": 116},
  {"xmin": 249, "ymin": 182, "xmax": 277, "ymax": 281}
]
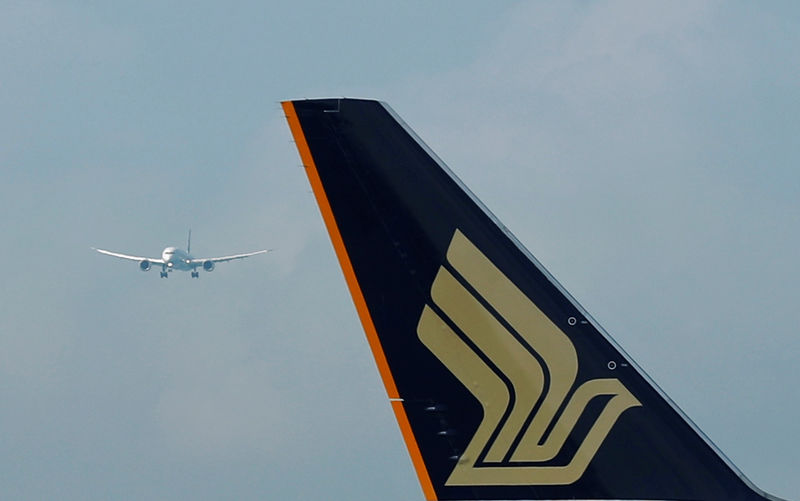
[{"xmin": 1, "ymin": 1, "xmax": 798, "ymax": 499}]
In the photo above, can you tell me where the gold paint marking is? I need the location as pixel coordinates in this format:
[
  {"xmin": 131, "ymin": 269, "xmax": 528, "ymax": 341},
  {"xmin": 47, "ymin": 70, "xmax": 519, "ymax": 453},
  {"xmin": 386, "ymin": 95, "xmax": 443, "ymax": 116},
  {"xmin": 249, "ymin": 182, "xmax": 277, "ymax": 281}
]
[
  {"xmin": 418, "ymin": 305, "xmax": 509, "ymax": 466},
  {"xmin": 448, "ymin": 230, "xmax": 579, "ymax": 461},
  {"xmin": 418, "ymin": 230, "xmax": 642, "ymax": 486},
  {"xmin": 430, "ymin": 268, "xmax": 543, "ymax": 462}
]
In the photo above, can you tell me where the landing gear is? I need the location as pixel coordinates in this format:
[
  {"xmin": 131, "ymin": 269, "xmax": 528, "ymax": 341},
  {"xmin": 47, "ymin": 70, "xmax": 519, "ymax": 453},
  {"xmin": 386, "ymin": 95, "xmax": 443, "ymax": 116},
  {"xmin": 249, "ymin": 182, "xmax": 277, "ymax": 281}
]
[
  {"xmin": 161, "ymin": 265, "xmax": 168, "ymax": 278},
  {"xmin": 160, "ymin": 271, "xmax": 168, "ymax": 278},
  {"xmin": 191, "ymin": 271, "xmax": 199, "ymax": 278}
]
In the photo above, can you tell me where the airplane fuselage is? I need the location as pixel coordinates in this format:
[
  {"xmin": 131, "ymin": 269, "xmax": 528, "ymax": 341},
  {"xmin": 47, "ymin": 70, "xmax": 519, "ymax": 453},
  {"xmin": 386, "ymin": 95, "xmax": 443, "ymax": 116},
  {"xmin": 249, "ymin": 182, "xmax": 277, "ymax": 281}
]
[{"xmin": 162, "ymin": 247, "xmax": 195, "ymax": 271}]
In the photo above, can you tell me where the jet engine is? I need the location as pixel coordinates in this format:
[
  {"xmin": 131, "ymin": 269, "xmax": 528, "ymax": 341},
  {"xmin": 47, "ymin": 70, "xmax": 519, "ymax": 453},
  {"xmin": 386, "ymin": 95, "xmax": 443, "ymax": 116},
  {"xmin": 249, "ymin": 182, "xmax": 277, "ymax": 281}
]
[
  {"xmin": 139, "ymin": 259, "xmax": 152, "ymax": 272},
  {"xmin": 203, "ymin": 260, "xmax": 215, "ymax": 272}
]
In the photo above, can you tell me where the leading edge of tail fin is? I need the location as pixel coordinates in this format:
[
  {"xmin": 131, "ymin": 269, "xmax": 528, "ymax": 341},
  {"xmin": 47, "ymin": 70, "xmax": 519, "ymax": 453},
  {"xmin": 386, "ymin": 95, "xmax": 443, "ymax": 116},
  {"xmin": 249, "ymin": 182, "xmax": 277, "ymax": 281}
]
[{"xmin": 282, "ymin": 98, "xmax": 783, "ymax": 501}]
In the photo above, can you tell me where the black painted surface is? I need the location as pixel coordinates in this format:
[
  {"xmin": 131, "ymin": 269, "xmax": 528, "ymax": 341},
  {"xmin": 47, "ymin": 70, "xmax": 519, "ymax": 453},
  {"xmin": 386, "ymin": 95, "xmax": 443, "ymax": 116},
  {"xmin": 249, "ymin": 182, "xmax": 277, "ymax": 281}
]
[{"xmin": 290, "ymin": 98, "xmax": 770, "ymax": 501}]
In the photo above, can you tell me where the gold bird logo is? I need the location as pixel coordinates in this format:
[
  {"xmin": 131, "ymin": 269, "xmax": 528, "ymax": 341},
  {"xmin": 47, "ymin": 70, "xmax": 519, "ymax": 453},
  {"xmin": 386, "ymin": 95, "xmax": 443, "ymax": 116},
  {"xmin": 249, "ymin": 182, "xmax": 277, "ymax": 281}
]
[{"xmin": 417, "ymin": 230, "xmax": 640, "ymax": 486}]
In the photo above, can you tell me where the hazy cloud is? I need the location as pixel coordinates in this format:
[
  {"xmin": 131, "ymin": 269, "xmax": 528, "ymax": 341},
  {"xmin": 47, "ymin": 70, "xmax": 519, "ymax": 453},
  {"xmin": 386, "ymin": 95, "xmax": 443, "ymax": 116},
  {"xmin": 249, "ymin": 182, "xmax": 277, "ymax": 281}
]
[{"xmin": 0, "ymin": 1, "xmax": 797, "ymax": 499}]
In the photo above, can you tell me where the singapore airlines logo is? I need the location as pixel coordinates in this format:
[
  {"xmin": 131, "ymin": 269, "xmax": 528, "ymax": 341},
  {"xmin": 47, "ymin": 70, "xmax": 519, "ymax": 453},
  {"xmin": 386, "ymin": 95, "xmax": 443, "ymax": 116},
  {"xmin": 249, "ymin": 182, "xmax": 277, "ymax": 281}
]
[{"xmin": 417, "ymin": 230, "xmax": 641, "ymax": 486}]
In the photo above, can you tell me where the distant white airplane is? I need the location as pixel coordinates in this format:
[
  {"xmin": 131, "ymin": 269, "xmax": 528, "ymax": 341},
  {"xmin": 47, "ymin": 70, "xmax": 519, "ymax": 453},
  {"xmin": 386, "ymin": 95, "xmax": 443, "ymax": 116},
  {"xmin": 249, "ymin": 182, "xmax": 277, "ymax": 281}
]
[{"xmin": 93, "ymin": 231, "xmax": 270, "ymax": 278}]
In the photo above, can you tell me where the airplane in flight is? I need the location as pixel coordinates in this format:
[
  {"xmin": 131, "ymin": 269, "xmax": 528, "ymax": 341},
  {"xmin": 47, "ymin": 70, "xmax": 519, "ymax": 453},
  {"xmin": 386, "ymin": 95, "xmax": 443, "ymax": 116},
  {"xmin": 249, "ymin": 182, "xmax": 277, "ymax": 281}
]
[
  {"xmin": 282, "ymin": 98, "xmax": 788, "ymax": 501},
  {"xmin": 93, "ymin": 231, "xmax": 269, "ymax": 278}
]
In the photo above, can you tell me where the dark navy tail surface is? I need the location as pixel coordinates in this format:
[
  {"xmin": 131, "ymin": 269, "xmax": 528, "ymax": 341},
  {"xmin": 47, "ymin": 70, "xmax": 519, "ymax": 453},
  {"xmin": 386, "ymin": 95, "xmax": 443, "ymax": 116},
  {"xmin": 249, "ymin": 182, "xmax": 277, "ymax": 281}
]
[{"xmin": 282, "ymin": 98, "xmax": 782, "ymax": 501}]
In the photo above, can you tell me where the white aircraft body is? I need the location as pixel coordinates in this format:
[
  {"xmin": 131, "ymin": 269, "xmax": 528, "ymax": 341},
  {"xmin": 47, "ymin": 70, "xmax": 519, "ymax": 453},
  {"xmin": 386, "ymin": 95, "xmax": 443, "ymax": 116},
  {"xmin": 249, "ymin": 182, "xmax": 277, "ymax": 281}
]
[{"xmin": 93, "ymin": 232, "xmax": 269, "ymax": 278}]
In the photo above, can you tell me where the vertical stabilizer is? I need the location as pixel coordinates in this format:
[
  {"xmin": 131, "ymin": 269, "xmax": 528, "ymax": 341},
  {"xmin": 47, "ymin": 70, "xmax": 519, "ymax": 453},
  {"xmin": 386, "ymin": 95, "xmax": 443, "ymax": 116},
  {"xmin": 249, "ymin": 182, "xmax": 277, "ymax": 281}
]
[{"xmin": 282, "ymin": 98, "xmax": 783, "ymax": 501}]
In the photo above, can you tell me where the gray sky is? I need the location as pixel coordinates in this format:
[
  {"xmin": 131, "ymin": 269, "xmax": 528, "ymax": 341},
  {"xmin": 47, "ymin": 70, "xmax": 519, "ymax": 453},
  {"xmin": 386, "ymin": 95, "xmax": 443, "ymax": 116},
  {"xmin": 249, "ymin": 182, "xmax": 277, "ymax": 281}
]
[{"xmin": 1, "ymin": 1, "xmax": 798, "ymax": 499}]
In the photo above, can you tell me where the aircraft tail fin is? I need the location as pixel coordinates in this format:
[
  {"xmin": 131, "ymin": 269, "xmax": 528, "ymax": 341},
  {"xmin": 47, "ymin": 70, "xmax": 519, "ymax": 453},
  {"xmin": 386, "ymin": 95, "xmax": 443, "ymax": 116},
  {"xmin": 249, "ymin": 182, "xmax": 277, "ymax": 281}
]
[
  {"xmin": 187, "ymin": 229, "xmax": 192, "ymax": 255},
  {"xmin": 282, "ymin": 98, "xmax": 782, "ymax": 501}
]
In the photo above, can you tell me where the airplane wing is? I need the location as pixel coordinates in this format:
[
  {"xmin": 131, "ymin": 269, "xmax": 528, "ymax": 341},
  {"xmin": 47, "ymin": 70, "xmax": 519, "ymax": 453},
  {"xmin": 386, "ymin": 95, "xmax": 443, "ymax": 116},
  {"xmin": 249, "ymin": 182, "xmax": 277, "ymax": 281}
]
[
  {"xmin": 93, "ymin": 248, "xmax": 165, "ymax": 264},
  {"xmin": 191, "ymin": 249, "xmax": 271, "ymax": 264}
]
